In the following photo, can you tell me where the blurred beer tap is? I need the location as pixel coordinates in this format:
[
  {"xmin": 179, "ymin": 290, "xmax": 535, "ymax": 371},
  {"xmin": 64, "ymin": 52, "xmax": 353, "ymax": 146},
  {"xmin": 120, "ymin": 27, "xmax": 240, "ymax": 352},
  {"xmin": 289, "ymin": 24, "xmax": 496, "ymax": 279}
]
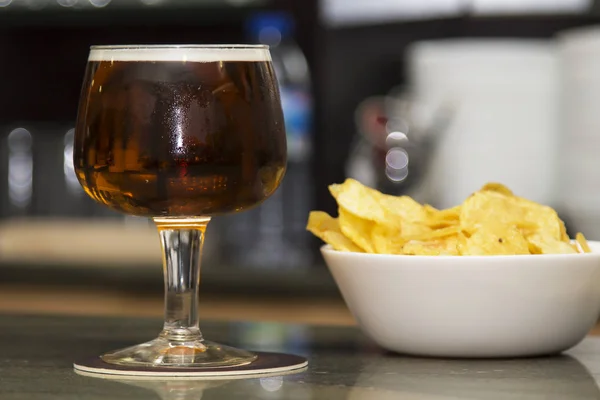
[{"xmin": 346, "ymin": 87, "xmax": 453, "ymax": 203}]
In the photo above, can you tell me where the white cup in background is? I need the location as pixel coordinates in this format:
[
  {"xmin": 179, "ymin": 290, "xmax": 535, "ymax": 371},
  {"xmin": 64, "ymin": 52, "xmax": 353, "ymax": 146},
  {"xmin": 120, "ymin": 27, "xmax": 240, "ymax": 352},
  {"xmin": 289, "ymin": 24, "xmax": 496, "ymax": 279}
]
[{"xmin": 406, "ymin": 39, "xmax": 559, "ymax": 209}]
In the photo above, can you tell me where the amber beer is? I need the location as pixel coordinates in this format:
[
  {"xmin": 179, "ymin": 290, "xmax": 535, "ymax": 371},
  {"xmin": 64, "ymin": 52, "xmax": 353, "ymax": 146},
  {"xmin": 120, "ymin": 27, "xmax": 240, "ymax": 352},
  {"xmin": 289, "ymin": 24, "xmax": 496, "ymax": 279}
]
[{"xmin": 74, "ymin": 47, "xmax": 286, "ymax": 217}]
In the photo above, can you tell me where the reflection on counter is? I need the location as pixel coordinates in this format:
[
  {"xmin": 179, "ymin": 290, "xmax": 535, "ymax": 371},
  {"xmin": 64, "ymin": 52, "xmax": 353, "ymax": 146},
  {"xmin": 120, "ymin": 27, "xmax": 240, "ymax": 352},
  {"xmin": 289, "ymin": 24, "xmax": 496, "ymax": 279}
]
[
  {"xmin": 345, "ymin": 355, "xmax": 600, "ymax": 400},
  {"xmin": 73, "ymin": 352, "xmax": 600, "ymax": 400},
  {"xmin": 4, "ymin": 314, "xmax": 600, "ymax": 399},
  {"xmin": 229, "ymin": 321, "xmax": 311, "ymax": 354}
]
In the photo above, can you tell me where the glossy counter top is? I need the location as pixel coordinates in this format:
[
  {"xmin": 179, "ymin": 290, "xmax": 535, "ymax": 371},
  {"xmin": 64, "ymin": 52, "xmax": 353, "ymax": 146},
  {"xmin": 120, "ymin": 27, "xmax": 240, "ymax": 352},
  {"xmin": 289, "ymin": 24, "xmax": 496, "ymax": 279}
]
[{"xmin": 3, "ymin": 314, "xmax": 600, "ymax": 399}]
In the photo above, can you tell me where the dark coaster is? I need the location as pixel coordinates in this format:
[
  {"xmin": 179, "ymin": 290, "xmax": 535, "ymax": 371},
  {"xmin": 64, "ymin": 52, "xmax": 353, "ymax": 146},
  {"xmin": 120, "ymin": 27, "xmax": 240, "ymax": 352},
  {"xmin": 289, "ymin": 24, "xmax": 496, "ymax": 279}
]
[{"xmin": 73, "ymin": 351, "xmax": 308, "ymax": 379}]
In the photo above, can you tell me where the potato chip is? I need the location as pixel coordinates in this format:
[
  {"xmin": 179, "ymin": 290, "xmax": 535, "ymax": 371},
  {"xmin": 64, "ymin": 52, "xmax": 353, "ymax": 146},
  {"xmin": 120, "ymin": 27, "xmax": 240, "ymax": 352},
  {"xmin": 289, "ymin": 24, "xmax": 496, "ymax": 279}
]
[
  {"xmin": 527, "ymin": 233, "xmax": 576, "ymax": 255},
  {"xmin": 527, "ymin": 241, "xmax": 543, "ymax": 255},
  {"xmin": 329, "ymin": 179, "xmax": 389, "ymax": 225},
  {"xmin": 480, "ymin": 182, "xmax": 514, "ymax": 196},
  {"xmin": 400, "ymin": 220, "xmax": 432, "ymax": 238},
  {"xmin": 377, "ymin": 193, "xmax": 428, "ymax": 224},
  {"xmin": 338, "ymin": 207, "xmax": 375, "ymax": 253},
  {"xmin": 403, "ymin": 235, "xmax": 460, "ymax": 256},
  {"xmin": 460, "ymin": 191, "xmax": 564, "ymax": 243},
  {"xmin": 460, "ymin": 191, "xmax": 522, "ymax": 235},
  {"xmin": 322, "ymin": 231, "xmax": 364, "ymax": 253},
  {"xmin": 371, "ymin": 224, "xmax": 404, "ymax": 254},
  {"xmin": 405, "ymin": 225, "xmax": 460, "ymax": 242},
  {"xmin": 560, "ymin": 221, "xmax": 570, "ymax": 243},
  {"xmin": 576, "ymin": 232, "xmax": 591, "ymax": 253},
  {"xmin": 460, "ymin": 223, "xmax": 530, "ymax": 256},
  {"xmin": 440, "ymin": 235, "xmax": 461, "ymax": 256},
  {"xmin": 516, "ymin": 221, "xmax": 540, "ymax": 237},
  {"xmin": 306, "ymin": 211, "xmax": 363, "ymax": 252},
  {"xmin": 456, "ymin": 231, "xmax": 469, "ymax": 253},
  {"xmin": 309, "ymin": 179, "xmax": 590, "ymax": 256},
  {"xmin": 515, "ymin": 197, "xmax": 565, "ymax": 242},
  {"xmin": 424, "ymin": 204, "xmax": 438, "ymax": 214},
  {"xmin": 430, "ymin": 205, "xmax": 461, "ymax": 220},
  {"xmin": 306, "ymin": 211, "xmax": 339, "ymax": 233},
  {"xmin": 424, "ymin": 205, "xmax": 461, "ymax": 229}
]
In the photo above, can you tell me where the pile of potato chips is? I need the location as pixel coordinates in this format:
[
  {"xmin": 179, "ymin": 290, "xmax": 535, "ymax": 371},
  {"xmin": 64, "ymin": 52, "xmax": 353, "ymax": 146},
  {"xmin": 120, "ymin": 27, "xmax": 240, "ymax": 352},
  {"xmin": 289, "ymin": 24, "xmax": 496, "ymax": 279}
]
[{"xmin": 307, "ymin": 179, "xmax": 591, "ymax": 256}]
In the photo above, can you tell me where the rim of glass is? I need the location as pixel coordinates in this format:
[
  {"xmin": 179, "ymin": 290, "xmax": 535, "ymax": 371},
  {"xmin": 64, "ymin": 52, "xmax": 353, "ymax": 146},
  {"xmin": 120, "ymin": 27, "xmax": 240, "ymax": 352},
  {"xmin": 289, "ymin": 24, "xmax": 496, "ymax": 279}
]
[{"xmin": 90, "ymin": 44, "xmax": 269, "ymax": 50}]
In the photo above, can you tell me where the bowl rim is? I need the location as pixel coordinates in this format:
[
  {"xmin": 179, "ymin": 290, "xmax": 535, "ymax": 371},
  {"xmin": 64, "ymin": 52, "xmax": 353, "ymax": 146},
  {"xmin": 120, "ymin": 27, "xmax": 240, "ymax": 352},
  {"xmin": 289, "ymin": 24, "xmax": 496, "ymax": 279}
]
[{"xmin": 320, "ymin": 241, "xmax": 600, "ymax": 260}]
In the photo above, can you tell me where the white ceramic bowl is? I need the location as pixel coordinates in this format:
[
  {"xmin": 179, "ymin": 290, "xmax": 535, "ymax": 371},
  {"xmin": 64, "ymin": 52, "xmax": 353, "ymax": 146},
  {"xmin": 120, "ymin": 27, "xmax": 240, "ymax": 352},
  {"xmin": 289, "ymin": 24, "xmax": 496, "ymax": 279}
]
[{"xmin": 322, "ymin": 242, "xmax": 600, "ymax": 358}]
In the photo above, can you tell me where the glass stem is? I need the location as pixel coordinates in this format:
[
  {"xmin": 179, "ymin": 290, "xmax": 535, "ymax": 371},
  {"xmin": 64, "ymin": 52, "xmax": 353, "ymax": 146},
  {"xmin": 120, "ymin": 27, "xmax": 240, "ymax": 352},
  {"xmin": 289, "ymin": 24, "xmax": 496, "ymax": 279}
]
[{"xmin": 154, "ymin": 217, "xmax": 210, "ymax": 344}]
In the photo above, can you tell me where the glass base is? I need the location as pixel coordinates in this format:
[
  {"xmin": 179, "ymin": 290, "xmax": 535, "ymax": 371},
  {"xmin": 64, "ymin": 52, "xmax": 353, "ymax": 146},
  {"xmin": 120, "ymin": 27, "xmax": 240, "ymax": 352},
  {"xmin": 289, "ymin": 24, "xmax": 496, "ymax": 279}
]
[{"xmin": 100, "ymin": 337, "xmax": 257, "ymax": 368}]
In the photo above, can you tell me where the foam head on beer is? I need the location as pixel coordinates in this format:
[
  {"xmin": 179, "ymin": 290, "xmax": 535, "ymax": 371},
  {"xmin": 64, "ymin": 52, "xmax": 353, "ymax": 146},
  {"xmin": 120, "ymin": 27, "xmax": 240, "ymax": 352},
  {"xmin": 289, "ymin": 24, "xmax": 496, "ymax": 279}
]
[
  {"xmin": 88, "ymin": 45, "xmax": 273, "ymax": 63},
  {"xmin": 74, "ymin": 45, "xmax": 286, "ymax": 217}
]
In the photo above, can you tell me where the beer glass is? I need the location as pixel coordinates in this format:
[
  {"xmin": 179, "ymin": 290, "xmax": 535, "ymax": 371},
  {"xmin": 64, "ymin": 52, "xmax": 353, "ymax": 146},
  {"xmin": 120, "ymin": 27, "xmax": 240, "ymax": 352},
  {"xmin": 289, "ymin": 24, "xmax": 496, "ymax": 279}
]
[{"xmin": 74, "ymin": 45, "xmax": 286, "ymax": 368}]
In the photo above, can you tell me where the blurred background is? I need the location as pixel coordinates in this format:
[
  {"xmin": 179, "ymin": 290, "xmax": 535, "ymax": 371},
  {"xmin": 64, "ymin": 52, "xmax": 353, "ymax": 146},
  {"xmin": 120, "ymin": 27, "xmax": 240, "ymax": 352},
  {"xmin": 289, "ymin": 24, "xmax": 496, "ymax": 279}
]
[{"xmin": 2, "ymin": 0, "xmax": 600, "ymax": 328}]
